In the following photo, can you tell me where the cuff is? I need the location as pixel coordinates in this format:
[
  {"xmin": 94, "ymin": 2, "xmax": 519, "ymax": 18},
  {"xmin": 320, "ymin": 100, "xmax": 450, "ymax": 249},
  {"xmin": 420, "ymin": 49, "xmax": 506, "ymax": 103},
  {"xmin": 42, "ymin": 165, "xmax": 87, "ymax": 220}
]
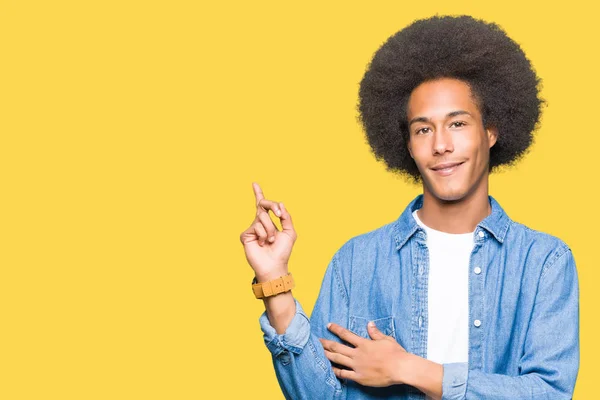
[
  {"xmin": 442, "ymin": 362, "xmax": 468, "ymax": 400},
  {"xmin": 259, "ymin": 299, "xmax": 311, "ymax": 357}
]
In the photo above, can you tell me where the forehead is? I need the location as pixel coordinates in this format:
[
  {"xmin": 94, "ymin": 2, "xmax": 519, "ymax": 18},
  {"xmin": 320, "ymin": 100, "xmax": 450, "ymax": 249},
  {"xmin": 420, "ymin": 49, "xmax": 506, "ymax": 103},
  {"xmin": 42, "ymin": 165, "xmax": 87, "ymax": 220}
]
[{"xmin": 407, "ymin": 78, "xmax": 480, "ymax": 119}]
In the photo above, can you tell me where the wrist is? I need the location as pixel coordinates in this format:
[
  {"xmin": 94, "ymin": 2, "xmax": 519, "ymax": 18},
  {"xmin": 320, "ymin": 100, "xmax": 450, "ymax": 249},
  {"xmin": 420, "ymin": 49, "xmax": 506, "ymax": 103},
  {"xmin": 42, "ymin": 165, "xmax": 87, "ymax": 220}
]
[
  {"xmin": 255, "ymin": 267, "xmax": 289, "ymax": 283},
  {"xmin": 390, "ymin": 351, "xmax": 416, "ymax": 385},
  {"xmin": 397, "ymin": 353, "xmax": 420, "ymax": 386},
  {"xmin": 400, "ymin": 354, "xmax": 443, "ymax": 399}
]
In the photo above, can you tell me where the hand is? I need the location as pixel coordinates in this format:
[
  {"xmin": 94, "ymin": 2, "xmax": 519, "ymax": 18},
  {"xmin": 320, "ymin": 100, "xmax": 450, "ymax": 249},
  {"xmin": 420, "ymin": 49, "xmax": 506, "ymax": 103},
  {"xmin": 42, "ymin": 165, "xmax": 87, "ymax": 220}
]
[
  {"xmin": 319, "ymin": 322, "xmax": 412, "ymax": 387},
  {"xmin": 239, "ymin": 182, "xmax": 297, "ymax": 281}
]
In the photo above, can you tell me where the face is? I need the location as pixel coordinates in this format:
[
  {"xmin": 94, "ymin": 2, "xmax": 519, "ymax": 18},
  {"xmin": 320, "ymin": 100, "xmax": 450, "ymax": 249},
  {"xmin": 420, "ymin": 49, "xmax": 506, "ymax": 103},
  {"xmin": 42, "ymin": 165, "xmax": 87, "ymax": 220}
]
[{"xmin": 406, "ymin": 78, "xmax": 497, "ymax": 202}]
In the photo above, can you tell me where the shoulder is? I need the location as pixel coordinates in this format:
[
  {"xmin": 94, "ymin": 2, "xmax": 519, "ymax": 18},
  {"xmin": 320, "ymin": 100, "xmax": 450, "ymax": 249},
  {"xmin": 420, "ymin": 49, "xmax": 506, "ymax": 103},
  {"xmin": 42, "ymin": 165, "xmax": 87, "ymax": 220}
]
[
  {"xmin": 335, "ymin": 219, "xmax": 398, "ymax": 259},
  {"xmin": 506, "ymin": 220, "xmax": 574, "ymax": 272},
  {"xmin": 328, "ymin": 220, "xmax": 398, "ymax": 287}
]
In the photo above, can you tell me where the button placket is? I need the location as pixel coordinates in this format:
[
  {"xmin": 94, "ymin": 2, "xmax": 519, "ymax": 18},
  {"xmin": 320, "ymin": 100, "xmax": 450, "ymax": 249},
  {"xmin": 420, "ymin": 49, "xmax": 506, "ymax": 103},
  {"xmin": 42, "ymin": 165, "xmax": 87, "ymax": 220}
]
[{"xmin": 468, "ymin": 238, "xmax": 485, "ymax": 369}]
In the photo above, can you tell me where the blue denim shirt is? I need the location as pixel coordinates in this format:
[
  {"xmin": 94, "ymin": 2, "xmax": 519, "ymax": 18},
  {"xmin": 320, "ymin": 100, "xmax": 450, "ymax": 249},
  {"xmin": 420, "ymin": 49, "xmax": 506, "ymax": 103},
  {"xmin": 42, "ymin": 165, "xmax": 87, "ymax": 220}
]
[{"xmin": 259, "ymin": 195, "xmax": 579, "ymax": 399}]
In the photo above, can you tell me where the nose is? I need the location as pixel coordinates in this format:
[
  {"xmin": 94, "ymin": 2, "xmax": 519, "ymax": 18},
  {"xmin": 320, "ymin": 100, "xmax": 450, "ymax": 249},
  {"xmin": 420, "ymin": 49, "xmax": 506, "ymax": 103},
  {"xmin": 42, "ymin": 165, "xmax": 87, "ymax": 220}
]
[{"xmin": 432, "ymin": 127, "xmax": 453, "ymax": 155}]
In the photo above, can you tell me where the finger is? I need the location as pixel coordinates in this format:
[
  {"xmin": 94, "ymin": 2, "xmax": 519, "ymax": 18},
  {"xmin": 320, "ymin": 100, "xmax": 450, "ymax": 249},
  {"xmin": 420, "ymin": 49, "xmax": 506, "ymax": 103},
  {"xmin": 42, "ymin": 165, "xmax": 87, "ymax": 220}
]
[
  {"xmin": 327, "ymin": 323, "xmax": 364, "ymax": 347},
  {"xmin": 257, "ymin": 199, "xmax": 281, "ymax": 218},
  {"xmin": 254, "ymin": 221, "xmax": 268, "ymax": 246},
  {"xmin": 367, "ymin": 321, "xmax": 388, "ymax": 340},
  {"xmin": 257, "ymin": 211, "xmax": 278, "ymax": 242},
  {"xmin": 332, "ymin": 366, "xmax": 358, "ymax": 382},
  {"xmin": 323, "ymin": 350, "xmax": 354, "ymax": 369},
  {"xmin": 319, "ymin": 338, "xmax": 355, "ymax": 358},
  {"xmin": 277, "ymin": 202, "xmax": 295, "ymax": 237},
  {"xmin": 252, "ymin": 182, "xmax": 265, "ymax": 206}
]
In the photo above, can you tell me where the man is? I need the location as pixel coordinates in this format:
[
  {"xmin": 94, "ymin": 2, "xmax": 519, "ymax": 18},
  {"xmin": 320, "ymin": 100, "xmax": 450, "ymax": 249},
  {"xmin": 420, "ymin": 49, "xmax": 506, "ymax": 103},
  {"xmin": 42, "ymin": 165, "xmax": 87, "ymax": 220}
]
[{"xmin": 239, "ymin": 15, "xmax": 579, "ymax": 399}]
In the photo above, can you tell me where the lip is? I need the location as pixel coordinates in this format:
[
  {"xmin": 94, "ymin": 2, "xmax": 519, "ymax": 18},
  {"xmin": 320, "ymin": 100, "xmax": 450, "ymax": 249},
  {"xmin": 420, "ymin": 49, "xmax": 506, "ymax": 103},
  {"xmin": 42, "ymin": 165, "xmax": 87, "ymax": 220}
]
[{"xmin": 430, "ymin": 161, "xmax": 465, "ymax": 176}]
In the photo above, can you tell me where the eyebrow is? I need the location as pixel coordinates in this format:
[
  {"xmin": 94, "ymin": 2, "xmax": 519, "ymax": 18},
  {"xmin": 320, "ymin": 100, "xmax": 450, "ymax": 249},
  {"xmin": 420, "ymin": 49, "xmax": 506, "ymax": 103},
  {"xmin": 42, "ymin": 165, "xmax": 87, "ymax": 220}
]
[{"xmin": 408, "ymin": 110, "xmax": 473, "ymax": 126}]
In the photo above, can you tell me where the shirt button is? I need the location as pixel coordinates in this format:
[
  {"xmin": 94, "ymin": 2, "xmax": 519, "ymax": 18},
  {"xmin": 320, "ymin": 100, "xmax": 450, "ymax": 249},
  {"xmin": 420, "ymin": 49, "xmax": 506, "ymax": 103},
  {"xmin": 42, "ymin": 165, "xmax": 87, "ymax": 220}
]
[
  {"xmin": 418, "ymin": 316, "xmax": 423, "ymax": 328},
  {"xmin": 474, "ymin": 267, "xmax": 482, "ymax": 275},
  {"xmin": 474, "ymin": 319, "xmax": 482, "ymax": 327},
  {"xmin": 478, "ymin": 231, "xmax": 485, "ymax": 238}
]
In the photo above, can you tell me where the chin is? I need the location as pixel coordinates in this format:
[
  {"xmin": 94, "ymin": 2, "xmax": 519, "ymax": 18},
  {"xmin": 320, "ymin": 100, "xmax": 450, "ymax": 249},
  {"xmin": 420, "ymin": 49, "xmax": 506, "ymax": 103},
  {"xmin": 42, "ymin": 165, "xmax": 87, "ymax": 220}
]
[
  {"xmin": 433, "ymin": 191, "xmax": 466, "ymax": 203},
  {"xmin": 426, "ymin": 180, "xmax": 469, "ymax": 203}
]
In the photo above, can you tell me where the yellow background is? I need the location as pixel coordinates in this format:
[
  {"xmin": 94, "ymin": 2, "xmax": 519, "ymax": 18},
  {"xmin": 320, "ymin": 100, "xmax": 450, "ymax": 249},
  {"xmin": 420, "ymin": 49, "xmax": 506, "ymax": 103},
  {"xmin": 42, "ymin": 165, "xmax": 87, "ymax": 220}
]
[{"xmin": 1, "ymin": 1, "xmax": 597, "ymax": 399}]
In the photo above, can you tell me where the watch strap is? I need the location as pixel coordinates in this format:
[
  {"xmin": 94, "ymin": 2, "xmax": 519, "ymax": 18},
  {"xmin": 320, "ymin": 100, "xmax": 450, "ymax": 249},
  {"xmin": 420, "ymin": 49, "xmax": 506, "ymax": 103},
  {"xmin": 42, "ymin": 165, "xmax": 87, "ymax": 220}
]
[{"xmin": 252, "ymin": 273, "xmax": 294, "ymax": 299}]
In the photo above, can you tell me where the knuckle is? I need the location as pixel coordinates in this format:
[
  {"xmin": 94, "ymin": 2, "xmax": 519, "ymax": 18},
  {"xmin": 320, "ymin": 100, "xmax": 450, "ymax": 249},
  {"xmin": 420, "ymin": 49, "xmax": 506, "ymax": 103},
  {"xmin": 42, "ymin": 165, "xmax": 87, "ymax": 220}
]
[
  {"xmin": 254, "ymin": 223, "xmax": 265, "ymax": 235},
  {"xmin": 259, "ymin": 212, "xmax": 270, "ymax": 223},
  {"xmin": 259, "ymin": 199, "xmax": 271, "ymax": 208}
]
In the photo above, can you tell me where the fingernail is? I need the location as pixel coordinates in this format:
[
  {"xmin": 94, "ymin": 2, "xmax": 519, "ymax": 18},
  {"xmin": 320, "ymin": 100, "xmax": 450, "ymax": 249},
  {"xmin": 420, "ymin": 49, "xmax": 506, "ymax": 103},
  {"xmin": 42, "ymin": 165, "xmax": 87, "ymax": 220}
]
[
  {"xmin": 275, "ymin": 209, "xmax": 281, "ymax": 217},
  {"xmin": 269, "ymin": 236, "xmax": 275, "ymax": 242},
  {"xmin": 368, "ymin": 321, "xmax": 375, "ymax": 328},
  {"xmin": 327, "ymin": 323, "xmax": 331, "ymax": 329}
]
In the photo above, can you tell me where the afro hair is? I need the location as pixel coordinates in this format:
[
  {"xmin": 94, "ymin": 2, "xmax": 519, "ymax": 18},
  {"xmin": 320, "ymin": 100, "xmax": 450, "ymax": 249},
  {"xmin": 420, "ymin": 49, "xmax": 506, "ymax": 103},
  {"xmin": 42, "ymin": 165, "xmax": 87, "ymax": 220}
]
[{"xmin": 358, "ymin": 15, "xmax": 544, "ymax": 182}]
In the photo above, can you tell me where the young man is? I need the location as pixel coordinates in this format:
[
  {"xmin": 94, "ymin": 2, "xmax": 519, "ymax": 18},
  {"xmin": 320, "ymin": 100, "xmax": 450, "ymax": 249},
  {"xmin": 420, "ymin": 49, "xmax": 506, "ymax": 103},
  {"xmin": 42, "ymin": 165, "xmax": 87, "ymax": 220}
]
[{"xmin": 239, "ymin": 15, "xmax": 579, "ymax": 400}]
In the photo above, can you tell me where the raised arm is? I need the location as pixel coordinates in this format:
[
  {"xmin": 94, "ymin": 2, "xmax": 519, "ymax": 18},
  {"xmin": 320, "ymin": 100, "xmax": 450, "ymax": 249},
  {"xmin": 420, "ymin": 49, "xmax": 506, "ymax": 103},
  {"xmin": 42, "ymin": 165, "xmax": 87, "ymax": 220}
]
[
  {"xmin": 240, "ymin": 182, "xmax": 348, "ymax": 399},
  {"xmin": 240, "ymin": 182, "xmax": 297, "ymax": 333}
]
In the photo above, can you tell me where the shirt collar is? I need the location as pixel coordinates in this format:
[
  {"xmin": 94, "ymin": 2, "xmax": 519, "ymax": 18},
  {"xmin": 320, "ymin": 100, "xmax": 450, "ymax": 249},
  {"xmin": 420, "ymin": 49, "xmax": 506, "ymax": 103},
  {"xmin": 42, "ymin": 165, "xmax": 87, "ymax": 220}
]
[{"xmin": 393, "ymin": 194, "xmax": 511, "ymax": 250}]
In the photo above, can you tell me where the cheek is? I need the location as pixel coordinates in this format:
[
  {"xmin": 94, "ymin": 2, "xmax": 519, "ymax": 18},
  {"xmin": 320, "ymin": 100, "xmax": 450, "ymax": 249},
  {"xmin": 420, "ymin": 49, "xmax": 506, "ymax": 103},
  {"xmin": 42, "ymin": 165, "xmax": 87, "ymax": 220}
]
[
  {"xmin": 457, "ymin": 133, "xmax": 485, "ymax": 160},
  {"xmin": 409, "ymin": 142, "xmax": 429, "ymax": 161},
  {"xmin": 411, "ymin": 151, "xmax": 430, "ymax": 170}
]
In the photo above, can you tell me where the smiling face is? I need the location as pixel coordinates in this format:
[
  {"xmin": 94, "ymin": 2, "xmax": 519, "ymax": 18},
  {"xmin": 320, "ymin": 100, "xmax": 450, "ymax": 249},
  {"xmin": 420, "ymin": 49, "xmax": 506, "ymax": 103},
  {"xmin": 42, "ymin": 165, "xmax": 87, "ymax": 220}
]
[{"xmin": 406, "ymin": 78, "xmax": 497, "ymax": 202}]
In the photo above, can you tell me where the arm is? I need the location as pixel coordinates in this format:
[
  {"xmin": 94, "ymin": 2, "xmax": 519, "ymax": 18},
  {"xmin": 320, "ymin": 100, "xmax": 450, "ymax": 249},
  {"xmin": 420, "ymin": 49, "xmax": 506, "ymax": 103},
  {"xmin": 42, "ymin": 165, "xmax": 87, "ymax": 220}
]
[
  {"xmin": 320, "ymin": 248, "xmax": 579, "ymax": 400},
  {"xmin": 240, "ymin": 183, "xmax": 347, "ymax": 399},
  {"xmin": 321, "ymin": 322, "xmax": 443, "ymax": 398},
  {"xmin": 259, "ymin": 250, "xmax": 349, "ymax": 399},
  {"xmin": 416, "ymin": 247, "xmax": 580, "ymax": 400}
]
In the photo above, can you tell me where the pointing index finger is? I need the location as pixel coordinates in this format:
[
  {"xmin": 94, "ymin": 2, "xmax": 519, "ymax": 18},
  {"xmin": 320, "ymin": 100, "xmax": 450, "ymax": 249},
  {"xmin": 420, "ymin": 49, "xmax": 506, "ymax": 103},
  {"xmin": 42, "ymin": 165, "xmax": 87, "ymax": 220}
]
[{"xmin": 252, "ymin": 182, "xmax": 265, "ymax": 206}]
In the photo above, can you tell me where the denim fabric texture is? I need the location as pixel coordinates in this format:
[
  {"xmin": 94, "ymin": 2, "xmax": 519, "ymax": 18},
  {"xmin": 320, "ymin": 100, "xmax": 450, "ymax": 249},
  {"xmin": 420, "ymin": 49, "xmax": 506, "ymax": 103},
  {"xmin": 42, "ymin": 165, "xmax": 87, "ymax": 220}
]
[{"xmin": 259, "ymin": 195, "xmax": 579, "ymax": 399}]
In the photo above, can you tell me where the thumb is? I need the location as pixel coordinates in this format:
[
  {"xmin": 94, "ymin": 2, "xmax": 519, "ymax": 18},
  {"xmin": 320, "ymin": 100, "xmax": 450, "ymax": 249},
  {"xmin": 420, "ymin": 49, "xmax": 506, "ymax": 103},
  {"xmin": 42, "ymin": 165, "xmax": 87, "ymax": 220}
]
[
  {"xmin": 278, "ymin": 202, "xmax": 295, "ymax": 236},
  {"xmin": 367, "ymin": 321, "xmax": 387, "ymax": 340}
]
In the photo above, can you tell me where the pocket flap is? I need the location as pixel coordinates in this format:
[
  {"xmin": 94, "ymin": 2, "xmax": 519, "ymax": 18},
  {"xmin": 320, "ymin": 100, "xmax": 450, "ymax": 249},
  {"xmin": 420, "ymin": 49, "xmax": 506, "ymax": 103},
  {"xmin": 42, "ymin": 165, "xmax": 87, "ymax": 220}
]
[{"xmin": 348, "ymin": 315, "xmax": 395, "ymax": 338}]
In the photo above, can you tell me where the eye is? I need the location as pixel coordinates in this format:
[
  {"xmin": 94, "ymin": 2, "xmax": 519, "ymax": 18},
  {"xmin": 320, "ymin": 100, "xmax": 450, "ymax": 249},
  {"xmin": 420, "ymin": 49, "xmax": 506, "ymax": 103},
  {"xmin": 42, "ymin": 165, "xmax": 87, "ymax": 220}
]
[
  {"xmin": 415, "ymin": 127, "xmax": 431, "ymax": 135},
  {"xmin": 450, "ymin": 121, "xmax": 466, "ymax": 128}
]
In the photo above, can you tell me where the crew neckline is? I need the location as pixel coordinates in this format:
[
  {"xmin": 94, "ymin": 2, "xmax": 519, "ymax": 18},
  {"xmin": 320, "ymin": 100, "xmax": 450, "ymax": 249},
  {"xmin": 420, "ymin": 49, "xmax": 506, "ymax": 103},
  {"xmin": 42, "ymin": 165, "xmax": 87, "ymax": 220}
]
[{"xmin": 413, "ymin": 209, "xmax": 475, "ymax": 237}]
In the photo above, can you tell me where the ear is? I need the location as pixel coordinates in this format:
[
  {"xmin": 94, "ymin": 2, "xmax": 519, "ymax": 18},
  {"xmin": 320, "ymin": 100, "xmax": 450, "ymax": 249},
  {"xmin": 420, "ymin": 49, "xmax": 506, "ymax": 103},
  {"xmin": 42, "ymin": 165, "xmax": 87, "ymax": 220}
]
[
  {"xmin": 487, "ymin": 126, "xmax": 498, "ymax": 148},
  {"xmin": 407, "ymin": 140, "xmax": 414, "ymax": 159}
]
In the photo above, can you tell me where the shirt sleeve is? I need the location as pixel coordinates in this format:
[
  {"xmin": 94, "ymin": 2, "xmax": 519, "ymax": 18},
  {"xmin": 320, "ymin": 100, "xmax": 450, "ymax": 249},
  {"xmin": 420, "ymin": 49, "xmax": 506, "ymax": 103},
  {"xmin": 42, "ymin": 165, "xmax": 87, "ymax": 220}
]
[
  {"xmin": 258, "ymin": 246, "xmax": 351, "ymax": 400},
  {"xmin": 441, "ymin": 247, "xmax": 579, "ymax": 400}
]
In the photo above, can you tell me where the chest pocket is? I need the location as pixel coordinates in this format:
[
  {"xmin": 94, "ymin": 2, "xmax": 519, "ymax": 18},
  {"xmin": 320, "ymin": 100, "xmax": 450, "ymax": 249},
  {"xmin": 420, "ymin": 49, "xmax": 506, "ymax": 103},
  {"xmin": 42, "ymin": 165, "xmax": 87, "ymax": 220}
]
[{"xmin": 348, "ymin": 315, "xmax": 395, "ymax": 339}]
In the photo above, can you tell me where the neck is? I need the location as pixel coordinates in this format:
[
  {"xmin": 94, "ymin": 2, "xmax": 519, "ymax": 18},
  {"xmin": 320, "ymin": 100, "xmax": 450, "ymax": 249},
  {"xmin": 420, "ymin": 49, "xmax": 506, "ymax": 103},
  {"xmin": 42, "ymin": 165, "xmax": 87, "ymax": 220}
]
[{"xmin": 417, "ymin": 178, "xmax": 491, "ymax": 234}]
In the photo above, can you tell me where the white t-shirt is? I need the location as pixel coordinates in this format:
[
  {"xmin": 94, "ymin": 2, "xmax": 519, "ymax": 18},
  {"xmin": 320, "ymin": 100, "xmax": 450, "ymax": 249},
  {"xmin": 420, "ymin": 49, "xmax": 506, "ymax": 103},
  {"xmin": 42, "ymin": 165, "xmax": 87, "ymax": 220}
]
[{"xmin": 413, "ymin": 210, "xmax": 474, "ymax": 365}]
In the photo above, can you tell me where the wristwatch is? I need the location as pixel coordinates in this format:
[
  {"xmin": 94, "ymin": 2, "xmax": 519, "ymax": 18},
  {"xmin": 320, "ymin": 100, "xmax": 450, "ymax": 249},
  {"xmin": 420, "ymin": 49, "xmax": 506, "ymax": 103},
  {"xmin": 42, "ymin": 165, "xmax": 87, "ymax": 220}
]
[{"xmin": 252, "ymin": 273, "xmax": 295, "ymax": 299}]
